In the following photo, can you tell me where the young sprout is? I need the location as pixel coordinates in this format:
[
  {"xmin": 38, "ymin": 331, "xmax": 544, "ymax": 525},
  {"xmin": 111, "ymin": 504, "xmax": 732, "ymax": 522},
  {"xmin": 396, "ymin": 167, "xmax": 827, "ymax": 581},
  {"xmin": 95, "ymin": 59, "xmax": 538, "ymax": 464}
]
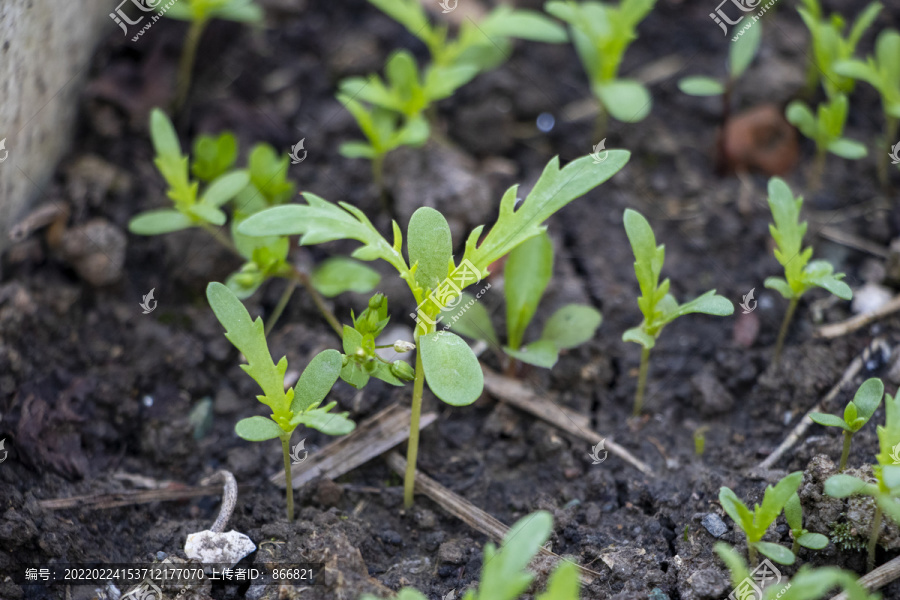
[
  {"xmin": 797, "ymin": 0, "xmax": 882, "ymax": 98},
  {"xmin": 763, "ymin": 177, "xmax": 852, "ymax": 363},
  {"xmin": 545, "ymin": 0, "xmax": 657, "ymax": 135},
  {"xmin": 678, "ymin": 21, "xmax": 761, "ymax": 169},
  {"xmin": 785, "ymin": 94, "xmax": 867, "ymax": 190},
  {"xmin": 810, "ymin": 377, "xmax": 884, "ymax": 471},
  {"xmin": 163, "ymin": 0, "xmax": 263, "ymax": 108},
  {"xmin": 693, "ymin": 426, "xmax": 710, "ymax": 457},
  {"xmin": 360, "ymin": 511, "xmax": 581, "ymax": 600},
  {"xmin": 715, "ymin": 543, "xmax": 878, "ymax": 599},
  {"xmin": 834, "ymin": 29, "xmax": 900, "ymax": 188},
  {"xmin": 622, "ymin": 209, "xmax": 733, "ymax": 415},
  {"xmin": 239, "ymin": 151, "xmax": 630, "ymax": 506},
  {"xmin": 718, "ymin": 471, "xmax": 803, "ymax": 565},
  {"xmin": 784, "ymin": 493, "xmax": 829, "ymax": 555},
  {"xmin": 825, "ymin": 391, "xmax": 900, "ymax": 571},
  {"xmin": 206, "ymin": 282, "xmax": 356, "ymax": 522},
  {"xmin": 442, "ymin": 231, "xmax": 602, "ymax": 372},
  {"xmin": 128, "ymin": 109, "xmax": 379, "ymax": 335}
]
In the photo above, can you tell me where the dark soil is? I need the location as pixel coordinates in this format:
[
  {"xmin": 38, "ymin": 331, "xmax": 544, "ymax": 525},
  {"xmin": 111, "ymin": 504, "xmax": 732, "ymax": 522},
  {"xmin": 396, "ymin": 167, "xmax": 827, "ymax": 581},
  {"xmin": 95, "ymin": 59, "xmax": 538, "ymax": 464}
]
[{"xmin": 3, "ymin": 1, "xmax": 900, "ymax": 599}]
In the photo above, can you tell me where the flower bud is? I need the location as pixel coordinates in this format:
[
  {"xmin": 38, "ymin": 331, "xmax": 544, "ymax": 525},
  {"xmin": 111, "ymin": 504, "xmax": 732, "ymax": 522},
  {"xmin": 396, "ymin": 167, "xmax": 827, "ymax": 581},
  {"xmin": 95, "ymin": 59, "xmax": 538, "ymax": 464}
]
[
  {"xmin": 368, "ymin": 293, "xmax": 385, "ymax": 309},
  {"xmin": 392, "ymin": 340, "xmax": 416, "ymax": 353},
  {"xmin": 390, "ymin": 360, "xmax": 415, "ymax": 381}
]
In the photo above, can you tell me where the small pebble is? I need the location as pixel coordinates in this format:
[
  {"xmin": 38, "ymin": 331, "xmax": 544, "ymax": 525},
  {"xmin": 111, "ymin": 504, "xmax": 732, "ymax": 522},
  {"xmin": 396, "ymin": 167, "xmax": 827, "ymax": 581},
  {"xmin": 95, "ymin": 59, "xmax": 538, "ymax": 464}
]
[
  {"xmin": 156, "ymin": 551, "xmax": 167, "ymax": 560},
  {"xmin": 701, "ymin": 513, "xmax": 729, "ymax": 538}
]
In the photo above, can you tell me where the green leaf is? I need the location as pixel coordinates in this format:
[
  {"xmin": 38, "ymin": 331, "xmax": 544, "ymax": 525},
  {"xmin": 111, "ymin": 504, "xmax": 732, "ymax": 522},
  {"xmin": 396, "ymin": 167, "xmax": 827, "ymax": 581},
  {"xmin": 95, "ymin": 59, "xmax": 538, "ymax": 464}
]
[
  {"xmin": 755, "ymin": 541, "xmax": 796, "ymax": 565},
  {"xmin": 881, "ymin": 465, "xmax": 900, "ymax": 490},
  {"xmin": 810, "ymin": 412, "xmax": 851, "ymax": 430},
  {"xmin": 200, "ymin": 170, "xmax": 251, "ymax": 207},
  {"xmin": 541, "ymin": 304, "xmax": 602, "ymax": 350},
  {"xmin": 876, "ymin": 494, "xmax": 900, "ymax": 525},
  {"xmin": 786, "ymin": 101, "xmax": 817, "ymax": 138},
  {"xmin": 719, "ymin": 487, "xmax": 753, "ymax": 533},
  {"xmin": 339, "ymin": 141, "xmax": 377, "ymax": 159},
  {"xmin": 757, "ymin": 472, "xmax": 803, "ymax": 532},
  {"xmin": 784, "ymin": 493, "xmax": 803, "ymax": 532},
  {"xmin": 851, "ymin": 378, "xmax": 885, "ymax": 424},
  {"xmin": 828, "ymin": 138, "xmax": 868, "ymax": 159},
  {"xmin": 295, "ymin": 405, "xmax": 356, "ymax": 436},
  {"xmin": 247, "ymin": 143, "xmax": 295, "ymax": 205},
  {"xmin": 408, "ymin": 207, "xmax": 453, "ymax": 291},
  {"xmin": 129, "ymin": 209, "xmax": 195, "ymax": 235},
  {"xmin": 188, "ymin": 203, "xmax": 227, "ymax": 226},
  {"xmin": 505, "ymin": 231, "xmax": 554, "ymax": 349},
  {"xmin": 596, "ymin": 79, "xmax": 651, "ymax": 122},
  {"xmin": 478, "ymin": 511, "xmax": 553, "ymax": 600},
  {"xmin": 420, "ymin": 332, "xmax": 483, "ymax": 406},
  {"xmin": 207, "ymin": 282, "xmax": 290, "ymax": 411},
  {"xmin": 622, "ymin": 326, "xmax": 655, "ymax": 349},
  {"xmin": 505, "ymin": 340, "xmax": 560, "ymax": 369},
  {"xmin": 235, "ymin": 416, "xmax": 283, "ymax": 441},
  {"xmin": 824, "ymin": 474, "xmax": 870, "ymax": 498},
  {"xmin": 310, "ymin": 257, "xmax": 381, "ymax": 298},
  {"xmin": 678, "ymin": 76, "xmax": 725, "ymax": 96},
  {"xmin": 764, "ymin": 276, "xmax": 795, "ymax": 300},
  {"xmin": 798, "ymin": 532, "xmax": 829, "ymax": 550},
  {"xmin": 729, "ymin": 19, "xmax": 762, "ymax": 78},
  {"xmin": 149, "ymin": 108, "xmax": 181, "ymax": 158},
  {"xmin": 291, "ymin": 349, "xmax": 343, "ymax": 414},
  {"xmin": 714, "ymin": 543, "xmax": 749, "ymax": 589},
  {"xmin": 462, "ymin": 153, "xmax": 630, "ymax": 275},
  {"xmin": 671, "ymin": 290, "xmax": 734, "ymax": 320},
  {"xmin": 213, "ymin": 0, "xmax": 264, "ymax": 23},
  {"xmin": 536, "ymin": 560, "xmax": 580, "ymax": 600},
  {"xmin": 438, "ymin": 292, "xmax": 499, "ymax": 346},
  {"xmin": 192, "ymin": 132, "xmax": 238, "ymax": 182},
  {"xmin": 803, "ymin": 260, "xmax": 853, "ymax": 300}
]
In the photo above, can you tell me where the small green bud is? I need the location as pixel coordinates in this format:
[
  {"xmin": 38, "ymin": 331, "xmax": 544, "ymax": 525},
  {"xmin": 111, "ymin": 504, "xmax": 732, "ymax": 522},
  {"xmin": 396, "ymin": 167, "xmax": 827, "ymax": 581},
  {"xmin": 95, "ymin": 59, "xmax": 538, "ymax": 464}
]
[
  {"xmin": 390, "ymin": 360, "xmax": 415, "ymax": 381},
  {"xmin": 392, "ymin": 340, "xmax": 416, "ymax": 353},
  {"xmin": 368, "ymin": 293, "xmax": 385, "ymax": 309},
  {"xmin": 341, "ymin": 354, "xmax": 350, "ymax": 367}
]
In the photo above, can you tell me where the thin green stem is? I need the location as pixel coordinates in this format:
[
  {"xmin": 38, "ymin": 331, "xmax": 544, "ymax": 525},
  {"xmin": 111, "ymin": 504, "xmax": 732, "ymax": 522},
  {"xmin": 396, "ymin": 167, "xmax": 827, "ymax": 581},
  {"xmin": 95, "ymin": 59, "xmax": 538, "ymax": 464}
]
[
  {"xmin": 175, "ymin": 19, "xmax": 208, "ymax": 110},
  {"xmin": 290, "ymin": 268, "xmax": 343, "ymax": 339},
  {"xmin": 633, "ymin": 346, "xmax": 650, "ymax": 416},
  {"xmin": 791, "ymin": 537, "xmax": 800, "ymax": 556},
  {"xmin": 838, "ymin": 430, "xmax": 852, "ymax": 472},
  {"xmin": 200, "ymin": 222, "xmax": 240, "ymax": 254},
  {"xmin": 404, "ymin": 345, "xmax": 426, "ymax": 508},
  {"xmin": 809, "ymin": 148, "xmax": 826, "ymax": 192},
  {"xmin": 265, "ymin": 280, "xmax": 298, "ymax": 337},
  {"xmin": 372, "ymin": 154, "xmax": 388, "ymax": 212},
  {"xmin": 593, "ymin": 102, "xmax": 608, "ymax": 143},
  {"xmin": 748, "ymin": 541, "xmax": 758, "ymax": 566},
  {"xmin": 773, "ymin": 297, "xmax": 799, "ymax": 365},
  {"xmin": 281, "ymin": 435, "xmax": 295, "ymax": 522},
  {"xmin": 868, "ymin": 504, "xmax": 883, "ymax": 572}
]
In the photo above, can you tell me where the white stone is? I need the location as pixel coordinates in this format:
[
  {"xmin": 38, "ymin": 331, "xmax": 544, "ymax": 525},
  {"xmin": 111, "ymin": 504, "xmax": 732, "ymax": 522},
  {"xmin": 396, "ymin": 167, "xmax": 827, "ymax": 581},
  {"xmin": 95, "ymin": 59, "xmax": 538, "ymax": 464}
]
[
  {"xmin": 852, "ymin": 283, "xmax": 893, "ymax": 315},
  {"xmin": 184, "ymin": 530, "xmax": 256, "ymax": 566}
]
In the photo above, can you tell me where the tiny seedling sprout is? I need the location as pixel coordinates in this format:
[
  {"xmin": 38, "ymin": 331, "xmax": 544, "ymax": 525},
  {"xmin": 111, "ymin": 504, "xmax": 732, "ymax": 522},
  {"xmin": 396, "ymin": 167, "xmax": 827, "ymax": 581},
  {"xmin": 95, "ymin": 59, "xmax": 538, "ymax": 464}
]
[
  {"xmin": 443, "ymin": 231, "xmax": 602, "ymax": 372},
  {"xmin": 784, "ymin": 492, "xmax": 829, "ymax": 555},
  {"xmin": 206, "ymin": 282, "xmax": 356, "ymax": 522},
  {"xmin": 718, "ymin": 471, "xmax": 803, "ymax": 565},
  {"xmin": 825, "ymin": 391, "xmax": 900, "ymax": 571},
  {"xmin": 239, "ymin": 151, "xmax": 630, "ymax": 506},
  {"xmin": 622, "ymin": 209, "xmax": 734, "ymax": 415},
  {"xmin": 810, "ymin": 377, "xmax": 884, "ymax": 471},
  {"xmin": 763, "ymin": 177, "xmax": 852, "ymax": 363}
]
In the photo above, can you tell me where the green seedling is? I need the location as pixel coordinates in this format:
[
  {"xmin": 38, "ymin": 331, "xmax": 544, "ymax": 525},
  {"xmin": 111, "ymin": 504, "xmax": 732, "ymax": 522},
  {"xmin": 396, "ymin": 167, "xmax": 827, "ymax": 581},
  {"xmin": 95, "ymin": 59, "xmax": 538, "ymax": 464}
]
[
  {"xmin": 545, "ymin": 0, "xmax": 656, "ymax": 133},
  {"xmin": 834, "ymin": 29, "xmax": 900, "ymax": 187},
  {"xmin": 785, "ymin": 94, "xmax": 867, "ymax": 189},
  {"xmin": 678, "ymin": 23, "xmax": 761, "ymax": 171},
  {"xmin": 360, "ymin": 511, "xmax": 580, "ymax": 600},
  {"xmin": 441, "ymin": 231, "xmax": 602, "ymax": 371},
  {"xmin": 206, "ymin": 282, "xmax": 356, "ymax": 522},
  {"xmin": 164, "ymin": 0, "xmax": 263, "ymax": 107},
  {"xmin": 763, "ymin": 177, "xmax": 852, "ymax": 362},
  {"xmin": 810, "ymin": 377, "xmax": 884, "ymax": 471},
  {"xmin": 129, "ymin": 109, "xmax": 379, "ymax": 335},
  {"xmin": 239, "ymin": 151, "xmax": 630, "ymax": 506},
  {"xmin": 825, "ymin": 392, "xmax": 900, "ymax": 571},
  {"xmin": 797, "ymin": 0, "xmax": 882, "ymax": 98},
  {"xmin": 693, "ymin": 425, "xmax": 709, "ymax": 456},
  {"xmin": 622, "ymin": 209, "xmax": 733, "ymax": 415},
  {"xmin": 718, "ymin": 471, "xmax": 803, "ymax": 565},
  {"xmin": 784, "ymin": 493, "xmax": 829, "ymax": 555},
  {"xmin": 715, "ymin": 543, "xmax": 878, "ymax": 600},
  {"xmin": 342, "ymin": 0, "xmax": 566, "ymax": 182}
]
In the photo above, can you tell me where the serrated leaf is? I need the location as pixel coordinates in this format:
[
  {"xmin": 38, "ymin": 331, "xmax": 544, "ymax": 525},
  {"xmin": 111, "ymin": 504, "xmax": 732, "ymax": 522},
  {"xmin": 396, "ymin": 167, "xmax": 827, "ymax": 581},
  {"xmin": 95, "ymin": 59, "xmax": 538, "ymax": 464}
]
[
  {"xmin": 235, "ymin": 416, "xmax": 283, "ymax": 441},
  {"xmin": 420, "ymin": 332, "xmax": 483, "ymax": 406},
  {"xmin": 310, "ymin": 257, "xmax": 381, "ymax": 298},
  {"xmin": 477, "ymin": 511, "xmax": 553, "ymax": 600},
  {"xmin": 541, "ymin": 304, "xmax": 602, "ymax": 350},
  {"xmin": 755, "ymin": 541, "xmax": 795, "ymax": 565},
  {"xmin": 505, "ymin": 231, "xmax": 554, "ymax": 350},
  {"xmin": 462, "ymin": 153, "xmax": 629, "ymax": 275},
  {"xmin": 291, "ymin": 349, "xmax": 343, "ymax": 414},
  {"xmin": 506, "ymin": 340, "xmax": 560, "ymax": 369},
  {"xmin": 678, "ymin": 76, "xmax": 725, "ymax": 96},
  {"xmin": 129, "ymin": 209, "xmax": 195, "ymax": 235},
  {"xmin": 408, "ymin": 207, "xmax": 453, "ymax": 290}
]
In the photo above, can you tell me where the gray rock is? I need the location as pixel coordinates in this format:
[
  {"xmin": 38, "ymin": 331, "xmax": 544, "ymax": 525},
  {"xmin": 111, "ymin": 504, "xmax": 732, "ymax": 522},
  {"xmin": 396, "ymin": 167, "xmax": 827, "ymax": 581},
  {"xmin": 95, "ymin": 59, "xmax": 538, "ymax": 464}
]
[
  {"xmin": 438, "ymin": 540, "xmax": 467, "ymax": 565},
  {"xmin": 184, "ymin": 530, "xmax": 256, "ymax": 566},
  {"xmin": 701, "ymin": 514, "xmax": 729, "ymax": 539},
  {"xmin": 688, "ymin": 568, "xmax": 728, "ymax": 600}
]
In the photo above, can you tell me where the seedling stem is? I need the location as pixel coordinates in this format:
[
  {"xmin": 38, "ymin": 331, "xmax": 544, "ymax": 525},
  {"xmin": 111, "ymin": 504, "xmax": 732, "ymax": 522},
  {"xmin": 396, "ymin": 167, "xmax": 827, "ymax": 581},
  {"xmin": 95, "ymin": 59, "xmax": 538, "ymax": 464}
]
[
  {"xmin": 748, "ymin": 543, "xmax": 758, "ymax": 566},
  {"xmin": 265, "ymin": 281, "xmax": 298, "ymax": 337},
  {"xmin": 634, "ymin": 346, "xmax": 650, "ymax": 416},
  {"xmin": 868, "ymin": 505, "xmax": 882, "ymax": 572},
  {"xmin": 176, "ymin": 19, "xmax": 208, "ymax": 109},
  {"xmin": 404, "ymin": 344, "xmax": 427, "ymax": 507},
  {"xmin": 773, "ymin": 297, "xmax": 798, "ymax": 363},
  {"xmin": 280, "ymin": 434, "xmax": 295, "ymax": 522},
  {"xmin": 839, "ymin": 429, "xmax": 852, "ymax": 471}
]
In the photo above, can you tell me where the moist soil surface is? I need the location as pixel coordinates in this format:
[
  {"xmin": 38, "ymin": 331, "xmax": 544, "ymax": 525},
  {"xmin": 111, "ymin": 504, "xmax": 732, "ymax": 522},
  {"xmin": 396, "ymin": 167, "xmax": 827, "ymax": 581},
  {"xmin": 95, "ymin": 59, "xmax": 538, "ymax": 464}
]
[{"xmin": 3, "ymin": 1, "xmax": 900, "ymax": 599}]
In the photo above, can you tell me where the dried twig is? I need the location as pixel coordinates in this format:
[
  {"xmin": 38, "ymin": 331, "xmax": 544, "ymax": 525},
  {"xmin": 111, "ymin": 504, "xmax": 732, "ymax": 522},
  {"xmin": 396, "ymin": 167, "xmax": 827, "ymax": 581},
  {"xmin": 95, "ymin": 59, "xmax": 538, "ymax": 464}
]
[
  {"xmin": 199, "ymin": 470, "xmax": 237, "ymax": 533},
  {"xmin": 38, "ymin": 484, "xmax": 231, "ymax": 510},
  {"xmin": 817, "ymin": 225, "xmax": 889, "ymax": 258},
  {"xmin": 816, "ymin": 294, "xmax": 900, "ymax": 339},
  {"xmin": 270, "ymin": 402, "xmax": 437, "ymax": 488},
  {"xmin": 482, "ymin": 368, "xmax": 655, "ymax": 477},
  {"xmin": 830, "ymin": 554, "xmax": 900, "ymax": 600}
]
